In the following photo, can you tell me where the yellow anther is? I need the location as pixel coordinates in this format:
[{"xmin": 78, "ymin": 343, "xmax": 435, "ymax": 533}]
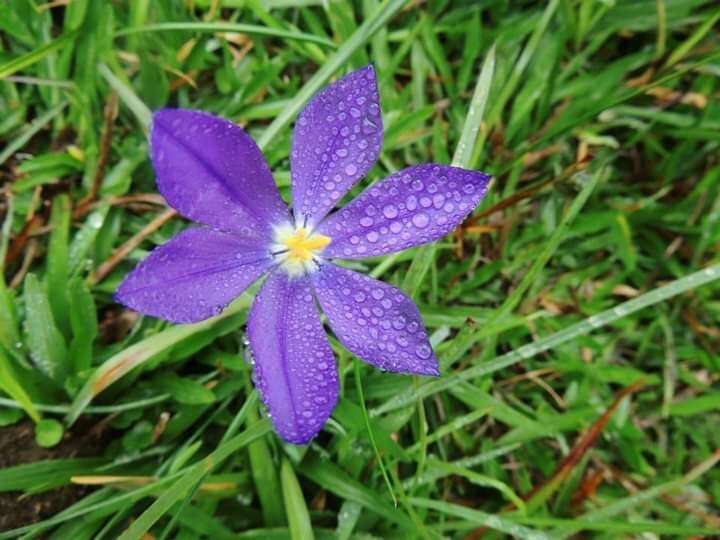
[{"xmin": 282, "ymin": 227, "xmax": 331, "ymax": 264}]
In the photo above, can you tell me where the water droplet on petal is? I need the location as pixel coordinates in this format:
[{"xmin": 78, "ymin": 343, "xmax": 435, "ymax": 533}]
[
  {"xmin": 412, "ymin": 213, "xmax": 430, "ymax": 228},
  {"xmin": 382, "ymin": 205, "xmax": 398, "ymax": 218}
]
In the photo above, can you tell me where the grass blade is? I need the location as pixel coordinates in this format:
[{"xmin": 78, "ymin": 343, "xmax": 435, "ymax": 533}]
[
  {"xmin": 0, "ymin": 30, "xmax": 77, "ymax": 79},
  {"xmin": 0, "ymin": 348, "xmax": 40, "ymax": 422},
  {"xmin": 22, "ymin": 273, "xmax": 68, "ymax": 383},
  {"xmin": 46, "ymin": 194, "xmax": 71, "ymax": 337},
  {"xmin": 0, "ymin": 101, "xmax": 67, "ymax": 167},
  {"xmin": 408, "ymin": 497, "xmax": 550, "ymax": 540},
  {"xmin": 281, "ymin": 459, "xmax": 315, "ymax": 540},
  {"xmin": 114, "ymin": 22, "xmax": 336, "ymax": 47},
  {"xmin": 256, "ymin": 0, "xmax": 408, "ymax": 149},
  {"xmin": 99, "ymin": 63, "xmax": 151, "ymax": 130},
  {"xmin": 374, "ymin": 263, "xmax": 720, "ymax": 415},
  {"xmin": 65, "ymin": 294, "xmax": 252, "ymax": 424},
  {"xmin": 117, "ymin": 420, "xmax": 272, "ymax": 540}
]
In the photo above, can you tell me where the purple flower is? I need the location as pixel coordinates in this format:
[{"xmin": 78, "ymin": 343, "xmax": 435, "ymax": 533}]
[{"xmin": 116, "ymin": 65, "xmax": 491, "ymax": 444}]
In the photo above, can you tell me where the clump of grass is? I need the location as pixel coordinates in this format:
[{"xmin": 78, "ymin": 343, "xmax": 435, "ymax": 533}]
[{"xmin": 1, "ymin": 1, "xmax": 719, "ymax": 538}]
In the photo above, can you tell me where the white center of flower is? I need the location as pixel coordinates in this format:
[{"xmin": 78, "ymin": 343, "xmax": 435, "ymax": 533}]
[{"xmin": 272, "ymin": 224, "xmax": 332, "ymax": 276}]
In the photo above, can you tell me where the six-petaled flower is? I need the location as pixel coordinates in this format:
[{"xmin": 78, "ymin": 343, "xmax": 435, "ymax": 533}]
[{"xmin": 116, "ymin": 65, "xmax": 491, "ymax": 444}]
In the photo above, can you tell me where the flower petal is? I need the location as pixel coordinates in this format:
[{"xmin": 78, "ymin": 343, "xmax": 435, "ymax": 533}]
[
  {"xmin": 116, "ymin": 227, "xmax": 272, "ymax": 323},
  {"xmin": 291, "ymin": 65, "xmax": 384, "ymax": 228},
  {"xmin": 248, "ymin": 271, "xmax": 339, "ymax": 444},
  {"xmin": 152, "ymin": 109, "xmax": 290, "ymax": 235},
  {"xmin": 319, "ymin": 164, "xmax": 490, "ymax": 259},
  {"xmin": 312, "ymin": 263, "xmax": 438, "ymax": 376}
]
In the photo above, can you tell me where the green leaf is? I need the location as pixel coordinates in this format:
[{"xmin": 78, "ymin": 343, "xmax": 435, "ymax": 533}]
[
  {"xmin": 300, "ymin": 456, "xmax": 414, "ymax": 529},
  {"xmin": 246, "ymin": 401, "xmax": 285, "ymax": 526},
  {"xmin": 0, "ymin": 102, "xmax": 68, "ymax": 168},
  {"xmin": 68, "ymin": 203, "xmax": 110, "ymax": 274},
  {"xmin": 0, "ymin": 458, "xmax": 105, "ymax": 492},
  {"xmin": 408, "ymin": 497, "xmax": 551, "ymax": 540},
  {"xmin": 0, "ymin": 30, "xmax": 78, "ymax": 79},
  {"xmin": 0, "ymin": 407, "xmax": 24, "ymax": 427},
  {"xmin": 22, "ymin": 274, "xmax": 68, "ymax": 383},
  {"xmin": 281, "ymin": 459, "xmax": 315, "ymax": 540},
  {"xmin": 114, "ymin": 22, "xmax": 336, "ymax": 47},
  {"xmin": 374, "ymin": 263, "xmax": 720, "ymax": 414},
  {"xmin": 0, "ymin": 348, "xmax": 40, "ymax": 422},
  {"xmin": 68, "ymin": 277, "xmax": 98, "ymax": 374},
  {"xmin": 66, "ymin": 293, "xmax": 252, "ymax": 424},
  {"xmin": 669, "ymin": 392, "xmax": 720, "ymax": 416},
  {"xmin": 35, "ymin": 418, "xmax": 64, "ymax": 448},
  {"xmin": 0, "ymin": 277, "xmax": 21, "ymax": 360},
  {"xmin": 154, "ymin": 373, "xmax": 216, "ymax": 405},
  {"xmin": 116, "ymin": 420, "xmax": 271, "ymax": 540},
  {"xmin": 46, "ymin": 194, "xmax": 72, "ymax": 336}
]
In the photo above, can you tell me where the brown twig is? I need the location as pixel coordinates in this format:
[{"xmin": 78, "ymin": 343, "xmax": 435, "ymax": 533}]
[
  {"xmin": 74, "ymin": 92, "xmax": 119, "ymax": 218},
  {"xmin": 464, "ymin": 177, "xmax": 554, "ymax": 227},
  {"xmin": 72, "ymin": 193, "xmax": 168, "ymax": 222},
  {"xmin": 525, "ymin": 379, "xmax": 646, "ymax": 501},
  {"xmin": 10, "ymin": 238, "xmax": 38, "ymax": 288},
  {"xmin": 464, "ymin": 379, "xmax": 646, "ymax": 540},
  {"xmin": 89, "ymin": 208, "xmax": 177, "ymax": 285},
  {"xmin": 4, "ymin": 213, "xmax": 44, "ymax": 268}
]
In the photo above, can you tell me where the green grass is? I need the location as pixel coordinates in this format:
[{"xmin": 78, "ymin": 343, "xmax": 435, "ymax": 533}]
[{"xmin": 1, "ymin": 0, "xmax": 720, "ymax": 538}]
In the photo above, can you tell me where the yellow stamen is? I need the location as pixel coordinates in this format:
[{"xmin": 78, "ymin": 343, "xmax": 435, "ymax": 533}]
[{"xmin": 282, "ymin": 227, "xmax": 331, "ymax": 264}]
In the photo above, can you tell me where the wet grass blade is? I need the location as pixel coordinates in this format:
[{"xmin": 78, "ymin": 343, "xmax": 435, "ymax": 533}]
[
  {"xmin": 408, "ymin": 497, "xmax": 550, "ymax": 540},
  {"xmin": 115, "ymin": 22, "xmax": 336, "ymax": 47},
  {"xmin": 374, "ymin": 263, "xmax": 720, "ymax": 415},
  {"xmin": 22, "ymin": 274, "xmax": 68, "ymax": 383}
]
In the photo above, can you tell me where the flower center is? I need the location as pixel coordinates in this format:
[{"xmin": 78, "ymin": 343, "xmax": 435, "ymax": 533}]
[{"xmin": 273, "ymin": 225, "xmax": 331, "ymax": 275}]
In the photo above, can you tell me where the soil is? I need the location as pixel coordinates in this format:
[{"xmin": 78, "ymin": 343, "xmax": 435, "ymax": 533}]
[{"xmin": 0, "ymin": 419, "xmax": 110, "ymax": 531}]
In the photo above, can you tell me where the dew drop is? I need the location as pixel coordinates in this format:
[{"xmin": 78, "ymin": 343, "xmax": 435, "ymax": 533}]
[
  {"xmin": 412, "ymin": 212, "xmax": 430, "ymax": 228},
  {"xmin": 383, "ymin": 205, "xmax": 398, "ymax": 219}
]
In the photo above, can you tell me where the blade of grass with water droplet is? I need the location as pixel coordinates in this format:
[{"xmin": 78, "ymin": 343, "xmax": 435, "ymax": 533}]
[
  {"xmin": 374, "ymin": 263, "xmax": 720, "ymax": 415},
  {"xmin": 23, "ymin": 273, "xmax": 68, "ymax": 384},
  {"xmin": 408, "ymin": 497, "xmax": 550, "ymax": 540}
]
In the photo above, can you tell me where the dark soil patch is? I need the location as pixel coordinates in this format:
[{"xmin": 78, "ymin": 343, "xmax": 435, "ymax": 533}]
[{"xmin": 0, "ymin": 419, "xmax": 110, "ymax": 531}]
